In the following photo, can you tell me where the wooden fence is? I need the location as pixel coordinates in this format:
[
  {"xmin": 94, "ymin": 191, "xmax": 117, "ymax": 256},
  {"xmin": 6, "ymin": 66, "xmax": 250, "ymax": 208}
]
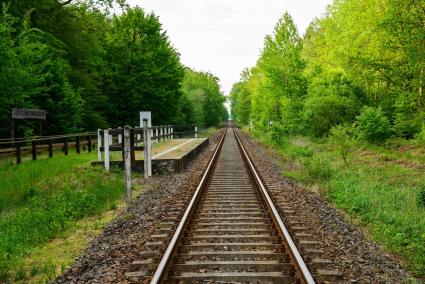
[
  {"xmin": 98, "ymin": 124, "xmax": 197, "ymax": 178},
  {"xmin": 0, "ymin": 132, "xmax": 97, "ymax": 164}
]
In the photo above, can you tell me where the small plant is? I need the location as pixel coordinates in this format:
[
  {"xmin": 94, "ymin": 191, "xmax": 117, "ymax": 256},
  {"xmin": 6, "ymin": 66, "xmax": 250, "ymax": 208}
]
[
  {"xmin": 355, "ymin": 106, "xmax": 392, "ymax": 143},
  {"xmin": 329, "ymin": 124, "xmax": 355, "ymax": 165},
  {"xmin": 418, "ymin": 185, "xmax": 425, "ymax": 208},
  {"xmin": 304, "ymin": 156, "xmax": 333, "ymax": 181}
]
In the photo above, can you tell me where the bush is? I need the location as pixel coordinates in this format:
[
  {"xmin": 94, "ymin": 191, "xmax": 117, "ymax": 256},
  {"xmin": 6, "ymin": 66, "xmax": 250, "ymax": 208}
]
[
  {"xmin": 304, "ymin": 95, "xmax": 358, "ymax": 137},
  {"xmin": 356, "ymin": 106, "xmax": 392, "ymax": 143},
  {"xmin": 329, "ymin": 124, "xmax": 355, "ymax": 165},
  {"xmin": 304, "ymin": 156, "xmax": 333, "ymax": 181}
]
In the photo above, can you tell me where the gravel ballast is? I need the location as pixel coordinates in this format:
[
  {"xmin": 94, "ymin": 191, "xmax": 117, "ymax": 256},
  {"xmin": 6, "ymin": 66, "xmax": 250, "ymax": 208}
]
[
  {"xmin": 54, "ymin": 131, "xmax": 223, "ymax": 284},
  {"xmin": 237, "ymin": 129, "xmax": 410, "ymax": 283},
  {"xmin": 55, "ymin": 128, "xmax": 411, "ymax": 283}
]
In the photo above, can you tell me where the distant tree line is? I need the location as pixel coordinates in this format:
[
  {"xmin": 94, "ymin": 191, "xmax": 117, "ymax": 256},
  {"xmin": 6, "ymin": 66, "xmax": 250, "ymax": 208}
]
[
  {"xmin": 0, "ymin": 0, "xmax": 227, "ymax": 138},
  {"xmin": 230, "ymin": 0, "xmax": 424, "ymax": 143}
]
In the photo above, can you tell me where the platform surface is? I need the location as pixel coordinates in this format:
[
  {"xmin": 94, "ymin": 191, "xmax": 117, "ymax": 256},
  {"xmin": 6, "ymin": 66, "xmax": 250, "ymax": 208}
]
[{"xmin": 108, "ymin": 138, "xmax": 207, "ymax": 161}]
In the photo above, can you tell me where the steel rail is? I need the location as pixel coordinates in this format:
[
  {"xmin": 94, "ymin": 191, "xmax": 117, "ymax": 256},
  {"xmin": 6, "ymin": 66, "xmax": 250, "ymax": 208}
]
[
  {"xmin": 233, "ymin": 128, "xmax": 315, "ymax": 284},
  {"xmin": 150, "ymin": 129, "xmax": 227, "ymax": 284}
]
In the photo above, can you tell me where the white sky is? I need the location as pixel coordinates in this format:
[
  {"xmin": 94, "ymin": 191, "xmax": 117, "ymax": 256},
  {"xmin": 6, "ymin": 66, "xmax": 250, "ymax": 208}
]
[{"xmin": 127, "ymin": 0, "xmax": 333, "ymax": 96}]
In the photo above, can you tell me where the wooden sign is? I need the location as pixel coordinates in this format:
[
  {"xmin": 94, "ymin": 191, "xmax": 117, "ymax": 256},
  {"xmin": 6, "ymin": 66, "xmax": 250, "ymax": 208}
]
[{"xmin": 12, "ymin": 108, "xmax": 47, "ymax": 120}]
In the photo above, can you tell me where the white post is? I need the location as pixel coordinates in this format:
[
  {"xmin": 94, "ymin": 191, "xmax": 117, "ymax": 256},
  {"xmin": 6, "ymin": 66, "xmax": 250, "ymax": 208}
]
[
  {"xmin": 143, "ymin": 120, "xmax": 152, "ymax": 177},
  {"xmin": 118, "ymin": 127, "xmax": 122, "ymax": 144},
  {"xmin": 123, "ymin": 126, "xmax": 131, "ymax": 205},
  {"xmin": 195, "ymin": 125, "xmax": 198, "ymax": 138},
  {"xmin": 104, "ymin": 129, "xmax": 110, "ymax": 171},
  {"xmin": 164, "ymin": 126, "xmax": 168, "ymax": 141},
  {"xmin": 97, "ymin": 129, "xmax": 102, "ymax": 161},
  {"xmin": 108, "ymin": 129, "xmax": 112, "ymax": 146},
  {"xmin": 168, "ymin": 125, "xmax": 171, "ymax": 140},
  {"xmin": 160, "ymin": 126, "xmax": 163, "ymax": 142},
  {"xmin": 171, "ymin": 126, "xmax": 174, "ymax": 139},
  {"xmin": 156, "ymin": 128, "xmax": 159, "ymax": 143}
]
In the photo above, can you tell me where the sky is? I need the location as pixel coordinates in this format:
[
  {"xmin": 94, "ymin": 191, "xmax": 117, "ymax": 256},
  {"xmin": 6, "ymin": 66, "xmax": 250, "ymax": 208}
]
[{"xmin": 127, "ymin": 0, "xmax": 333, "ymax": 96}]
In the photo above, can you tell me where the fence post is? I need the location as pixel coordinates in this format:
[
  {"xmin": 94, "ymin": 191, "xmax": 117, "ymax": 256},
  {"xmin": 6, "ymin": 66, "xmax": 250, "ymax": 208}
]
[
  {"xmin": 143, "ymin": 119, "xmax": 152, "ymax": 177},
  {"xmin": 97, "ymin": 129, "xmax": 102, "ymax": 161},
  {"xmin": 171, "ymin": 126, "xmax": 174, "ymax": 139},
  {"xmin": 76, "ymin": 136, "xmax": 80, "ymax": 154},
  {"xmin": 104, "ymin": 129, "xmax": 110, "ymax": 171},
  {"xmin": 195, "ymin": 125, "xmax": 198, "ymax": 138},
  {"xmin": 16, "ymin": 143, "xmax": 21, "ymax": 164},
  {"xmin": 48, "ymin": 139, "xmax": 53, "ymax": 157},
  {"xmin": 108, "ymin": 129, "xmax": 112, "ymax": 146},
  {"xmin": 88, "ymin": 135, "xmax": 92, "ymax": 153},
  {"xmin": 160, "ymin": 126, "xmax": 163, "ymax": 142},
  {"xmin": 32, "ymin": 140, "xmax": 37, "ymax": 160},
  {"xmin": 123, "ymin": 126, "xmax": 132, "ymax": 206},
  {"xmin": 64, "ymin": 137, "xmax": 68, "ymax": 156},
  {"xmin": 118, "ymin": 127, "xmax": 122, "ymax": 144},
  {"xmin": 130, "ymin": 129, "xmax": 136, "ymax": 167}
]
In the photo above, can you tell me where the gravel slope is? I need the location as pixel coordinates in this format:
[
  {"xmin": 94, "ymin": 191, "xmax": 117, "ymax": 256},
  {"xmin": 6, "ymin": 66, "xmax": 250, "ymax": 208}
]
[
  {"xmin": 54, "ymin": 131, "xmax": 223, "ymax": 284},
  {"xmin": 237, "ymin": 129, "xmax": 410, "ymax": 283}
]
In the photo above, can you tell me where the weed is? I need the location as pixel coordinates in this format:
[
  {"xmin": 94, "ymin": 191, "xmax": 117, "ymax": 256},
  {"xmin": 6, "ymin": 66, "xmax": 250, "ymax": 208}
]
[
  {"xmin": 304, "ymin": 156, "xmax": 333, "ymax": 181},
  {"xmin": 417, "ymin": 185, "xmax": 425, "ymax": 208}
]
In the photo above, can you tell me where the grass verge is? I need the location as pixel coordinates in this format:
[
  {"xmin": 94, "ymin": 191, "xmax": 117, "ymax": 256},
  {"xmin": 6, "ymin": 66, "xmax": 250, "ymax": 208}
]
[
  {"xmin": 0, "ymin": 151, "xmax": 127, "ymax": 281},
  {"xmin": 247, "ymin": 127, "xmax": 425, "ymax": 276}
]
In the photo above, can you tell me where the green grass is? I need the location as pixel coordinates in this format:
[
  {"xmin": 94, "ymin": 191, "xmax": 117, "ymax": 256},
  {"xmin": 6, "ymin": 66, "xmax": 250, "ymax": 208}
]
[
  {"xmin": 247, "ymin": 127, "xmax": 425, "ymax": 276},
  {"xmin": 0, "ymin": 151, "xmax": 125, "ymax": 281}
]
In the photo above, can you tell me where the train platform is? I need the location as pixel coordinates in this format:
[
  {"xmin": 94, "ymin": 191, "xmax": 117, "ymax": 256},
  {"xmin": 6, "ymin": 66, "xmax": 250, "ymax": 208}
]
[{"xmin": 94, "ymin": 137, "xmax": 209, "ymax": 174}]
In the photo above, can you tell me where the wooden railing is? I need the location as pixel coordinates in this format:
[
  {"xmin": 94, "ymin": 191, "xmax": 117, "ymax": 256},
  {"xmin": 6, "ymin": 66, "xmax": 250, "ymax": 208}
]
[{"xmin": 0, "ymin": 132, "xmax": 97, "ymax": 164}]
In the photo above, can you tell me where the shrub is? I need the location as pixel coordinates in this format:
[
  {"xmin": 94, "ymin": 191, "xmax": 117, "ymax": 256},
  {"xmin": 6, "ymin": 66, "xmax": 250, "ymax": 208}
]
[
  {"xmin": 304, "ymin": 156, "xmax": 333, "ymax": 181},
  {"xmin": 356, "ymin": 106, "xmax": 392, "ymax": 143},
  {"xmin": 329, "ymin": 124, "xmax": 355, "ymax": 165},
  {"xmin": 303, "ymin": 95, "xmax": 357, "ymax": 137}
]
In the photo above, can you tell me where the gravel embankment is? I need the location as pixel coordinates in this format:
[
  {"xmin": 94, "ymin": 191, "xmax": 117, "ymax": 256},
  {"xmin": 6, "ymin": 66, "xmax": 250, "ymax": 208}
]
[
  {"xmin": 237, "ymin": 129, "xmax": 410, "ymax": 283},
  {"xmin": 54, "ymin": 130, "xmax": 223, "ymax": 284}
]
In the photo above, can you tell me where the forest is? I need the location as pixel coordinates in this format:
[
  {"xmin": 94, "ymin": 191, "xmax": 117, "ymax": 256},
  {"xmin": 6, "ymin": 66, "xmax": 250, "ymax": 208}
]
[
  {"xmin": 0, "ymin": 0, "xmax": 227, "ymax": 138},
  {"xmin": 230, "ymin": 0, "xmax": 424, "ymax": 143}
]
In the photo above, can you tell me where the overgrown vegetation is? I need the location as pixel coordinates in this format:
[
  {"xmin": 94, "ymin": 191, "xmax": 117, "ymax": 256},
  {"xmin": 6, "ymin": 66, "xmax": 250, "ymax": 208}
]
[
  {"xmin": 0, "ymin": 152, "xmax": 125, "ymax": 281},
  {"xmin": 248, "ymin": 127, "xmax": 425, "ymax": 275},
  {"xmin": 230, "ymin": 0, "xmax": 424, "ymax": 142},
  {"xmin": 231, "ymin": 2, "xmax": 424, "ymax": 274},
  {"xmin": 0, "ymin": 0, "xmax": 226, "ymax": 139}
]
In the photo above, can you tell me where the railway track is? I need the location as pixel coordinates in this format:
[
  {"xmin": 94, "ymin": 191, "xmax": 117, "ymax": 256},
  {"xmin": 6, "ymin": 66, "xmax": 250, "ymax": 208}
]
[{"xmin": 128, "ymin": 128, "xmax": 318, "ymax": 283}]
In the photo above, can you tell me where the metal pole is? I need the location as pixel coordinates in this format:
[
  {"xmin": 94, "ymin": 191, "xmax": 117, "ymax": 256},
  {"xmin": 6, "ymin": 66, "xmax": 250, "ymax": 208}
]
[
  {"xmin": 124, "ymin": 126, "xmax": 132, "ymax": 206},
  {"xmin": 104, "ymin": 129, "xmax": 110, "ymax": 171}
]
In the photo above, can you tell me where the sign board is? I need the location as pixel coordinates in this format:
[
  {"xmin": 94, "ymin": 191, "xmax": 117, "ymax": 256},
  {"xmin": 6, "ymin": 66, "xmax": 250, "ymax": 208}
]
[
  {"xmin": 12, "ymin": 108, "xmax": 46, "ymax": 120},
  {"xmin": 140, "ymin": 111, "xmax": 152, "ymax": 127}
]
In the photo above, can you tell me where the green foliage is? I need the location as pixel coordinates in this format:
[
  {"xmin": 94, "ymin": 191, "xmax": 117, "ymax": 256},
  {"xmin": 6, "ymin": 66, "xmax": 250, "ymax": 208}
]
[
  {"xmin": 329, "ymin": 124, "xmax": 355, "ymax": 165},
  {"xmin": 248, "ymin": 129, "xmax": 425, "ymax": 274},
  {"xmin": 304, "ymin": 95, "xmax": 357, "ymax": 137},
  {"xmin": 418, "ymin": 185, "xmax": 425, "ymax": 209},
  {"xmin": 0, "ymin": 153, "xmax": 124, "ymax": 281},
  {"xmin": 303, "ymin": 156, "xmax": 333, "ymax": 181},
  {"xmin": 231, "ymin": 1, "xmax": 424, "ymax": 142},
  {"xmin": 181, "ymin": 69, "xmax": 227, "ymax": 127},
  {"xmin": 0, "ymin": 1, "xmax": 225, "ymax": 138},
  {"xmin": 356, "ymin": 106, "xmax": 392, "ymax": 143}
]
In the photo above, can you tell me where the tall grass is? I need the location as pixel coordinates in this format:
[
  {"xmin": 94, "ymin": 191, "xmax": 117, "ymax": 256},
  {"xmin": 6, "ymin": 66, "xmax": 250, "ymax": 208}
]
[
  {"xmin": 248, "ymin": 127, "xmax": 425, "ymax": 275},
  {"xmin": 0, "ymin": 152, "xmax": 124, "ymax": 281}
]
